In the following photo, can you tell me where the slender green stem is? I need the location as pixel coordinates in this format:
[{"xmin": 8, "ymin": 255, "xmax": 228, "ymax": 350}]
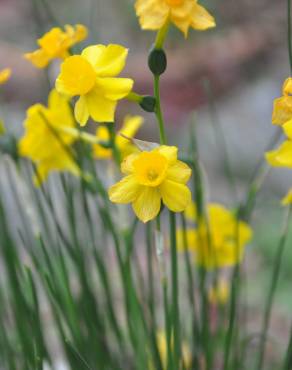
[
  {"xmin": 257, "ymin": 206, "xmax": 292, "ymax": 370},
  {"xmin": 154, "ymin": 75, "xmax": 167, "ymax": 145},
  {"xmin": 169, "ymin": 212, "xmax": 181, "ymax": 369},
  {"xmin": 155, "ymin": 20, "xmax": 170, "ymax": 49}
]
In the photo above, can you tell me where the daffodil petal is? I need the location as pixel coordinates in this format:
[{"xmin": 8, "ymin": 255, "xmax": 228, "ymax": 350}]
[
  {"xmin": 75, "ymin": 96, "xmax": 89, "ymax": 126},
  {"xmin": 133, "ymin": 187, "xmax": 161, "ymax": 223},
  {"xmin": 24, "ymin": 49, "xmax": 50, "ymax": 68},
  {"xmin": 121, "ymin": 153, "xmax": 140, "ymax": 174},
  {"xmin": 156, "ymin": 145, "xmax": 178, "ymax": 164},
  {"xmin": 190, "ymin": 3, "xmax": 216, "ymax": 30},
  {"xmin": 167, "ymin": 160, "xmax": 192, "ymax": 183},
  {"xmin": 97, "ymin": 77, "xmax": 134, "ymax": 100},
  {"xmin": 160, "ymin": 180, "xmax": 191, "ymax": 212},
  {"xmin": 85, "ymin": 88, "xmax": 117, "ymax": 122},
  {"xmin": 108, "ymin": 175, "xmax": 141, "ymax": 204},
  {"xmin": 266, "ymin": 141, "xmax": 292, "ymax": 167},
  {"xmin": 83, "ymin": 44, "xmax": 129, "ymax": 77}
]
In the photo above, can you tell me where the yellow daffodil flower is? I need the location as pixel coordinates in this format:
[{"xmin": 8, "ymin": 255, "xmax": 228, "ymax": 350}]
[
  {"xmin": 178, "ymin": 203, "xmax": 252, "ymax": 269},
  {"xmin": 24, "ymin": 24, "xmax": 88, "ymax": 68},
  {"xmin": 94, "ymin": 115, "xmax": 144, "ymax": 159},
  {"xmin": 19, "ymin": 89, "xmax": 80, "ymax": 184},
  {"xmin": 0, "ymin": 68, "xmax": 11, "ymax": 85},
  {"xmin": 149, "ymin": 331, "xmax": 191, "ymax": 369},
  {"xmin": 108, "ymin": 145, "xmax": 192, "ymax": 222},
  {"xmin": 208, "ymin": 279, "xmax": 230, "ymax": 305},
  {"xmin": 56, "ymin": 44, "xmax": 133, "ymax": 126},
  {"xmin": 272, "ymin": 77, "xmax": 292, "ymax": 125},
  {"xmin": 135, "ymin": 0, "xmax": 215, "ymax": 37}
]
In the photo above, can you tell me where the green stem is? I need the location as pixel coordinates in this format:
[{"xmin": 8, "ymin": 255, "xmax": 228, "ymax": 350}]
[
  {"xmin": 154, "ymin": 75, "xmax": 167, "ymax": 145},
  {"xmin": 257, "ymin": 206, "xmax": 292, "ymax": 370},
  {"xmin": 155, "ymin": 20, "xmax": 170, "ymax": 49},
  {"xmin": 169, "ymin": 211, "xmax": 180, "ymax": 369}
]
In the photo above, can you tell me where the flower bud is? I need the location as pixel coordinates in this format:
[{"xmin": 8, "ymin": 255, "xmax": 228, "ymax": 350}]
[
  {"xmin": 140, "ymin": 96, "xmax": 156, "ymax": 112},
  {"xmin": 0, "ymin": 135, "xmax": 18, "ymax": 161},
  {"xmin": 148, "ymin": 47, "xmax": 167, "ymax": 76}
]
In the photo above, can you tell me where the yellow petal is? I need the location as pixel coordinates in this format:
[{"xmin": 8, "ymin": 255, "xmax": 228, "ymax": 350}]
[
  {"xmin": 266, "ymin": 141, "xmax": 292, "ymax": 167},
  {"xmin": 75, "ymin": 96, "xmax": 89, "ymax": 126},
  {"xmin": 24, "ymin": 49, "xmax": 50, "ymax": 68},
  {"xmin": 97, "ymin": 77, "xmax": 134, "ymax": 100},
  {"xmin": 176, "ymin": 229, "xmax": 197, "ymax": 252},
  {"xmin": 160, "ymin": 179, "xmax": 191, "ymax": 212},
  {"xmin": 272, "ymin": 96, "xmax": 292, "ymax": 125},
  {"xmin": 135, "ymin": 0, "xmax": 169, "ymax": 30},
  {"xmin": 85, "ymin": 88, "xmax": 117, "ymax": 122},
  {"xmin": 108, "ymin": 175, "xmax": 141, "ymax": 204},
  {"xmin": 190, "ymin": 3, "xmax": 216, "ymax": 31},
  {"xmin": 116, "ymin": 115, "xmax": 144, "ymax": 149},
  {"xmin": 166, "ymin": 160, "xmax": 192, "ymax": 183},
  {"xmin": 133, "ymin": 187, "xmax": 161, "ymax": 222},
  {"xmin": 155, "ymin": 145, "xmax": 178, "ymax": 164},
  {"xmin": 82, "ymin": 44, "xmax": 129, "ymax": 77},
  {"xmin": 283, "ymin": 119, "xmax": 292, "ymax": 139},
  {"xmin": 121, "ymin": 153, "xmax": 140, "ymax": 174}
]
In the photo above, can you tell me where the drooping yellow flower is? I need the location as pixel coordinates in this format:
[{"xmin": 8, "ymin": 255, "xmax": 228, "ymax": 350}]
[
  {"xmin": 178, "ymin": 203, "xmax": 252, "ymax": 269},
  {"xmin": 149, "ymin": 331, "xmax": 191, "ymax": 369},
  {"xmin": 208, "ymin": 279, "xmax": 230, "ymax": 305},
  {"xmin": 272, "ymin": 77, "xmax": 292, "ymax": 125},
  {"xmin": 135, "ymin": 0, "xmax": 215, "ymax": 37},
  {"xmin": 56, "ymin": 44, "xmax": 133, "ymax": 126},
  {"xmin": 19, "ymin": 89, "xmax": 79, "ymax": 184},
  {"xmin": 0, "ymin": 68, "xmax": 11, "ymax": 85},
  {"xmin": 282, "ymin": 189, "xmax": 292, "ymax": 205},
  {"xmin": 24, "ymin": 24, "xmax": 88, "ymax": 68},
  {"xmin": 94, "ymin": 115, "xmax": 144, "ymax": 159},
  {"xmin": 108, "ymin": 145, "xmax": 192, "ymax": 222}
]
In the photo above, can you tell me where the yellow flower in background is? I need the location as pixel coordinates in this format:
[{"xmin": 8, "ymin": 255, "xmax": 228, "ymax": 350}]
[
  {"xmin": 266, "ymin": 120, "xmax": 292, "ymax": 168},
  {"xmin": 208, "ymin": 279, "xmax": 230, "ymax": 305},
  {"xmin": 94, "ymin": 115, "xmax": 144, "ymax": 159},
  {"xmin": 19, "ymin": 89, "xmax": 79, "ymax": 184},
  {"xmin": 0, "ymin": 68, "xmax": 11, "ymax": 85},
  {"xmin": 135, "ymin": 0, "xmax": 215, "ymax": 37},
  {"xmin": 56, "ymin": 44, "xmax": 133, "ymax": 126},
  {"xmin": 24, "ymin": 24, "xmax": 88, "ymax": 68},
  {"xmin": 272, "ymin": 77, "xmax": 292, "ymax": 125},
  {"xmin": 178, "ymin": 203, "xmax": 252, "ymax": 269},
  {"xmin": 149, "ymin": 331, "xmax": 191, "ymax": 369},
  {"xmin": 109, "ymin": 145, "xmax": 192, "ymax": 222}
]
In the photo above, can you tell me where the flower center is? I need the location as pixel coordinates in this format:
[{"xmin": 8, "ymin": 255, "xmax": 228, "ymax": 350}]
[
  {"xmin": 165, "ymin": 0, "xmax": 184, "ymax": 6},
  {"xmin": 133, "ymin": 151, "xmax": 168, "ymax": 187},
  {"xmin": 58, "ymin": 55, "xmax": 96, "ymax": 96}
]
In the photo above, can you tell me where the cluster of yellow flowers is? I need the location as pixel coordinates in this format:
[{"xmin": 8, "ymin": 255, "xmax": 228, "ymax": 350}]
[
  {"xmin": 178, "ymin": 203, "xmax": 252, "ymax": 269},
  {"xmin": 266, "ymin": 78, "xmax": 292, "ymax": 204},
  {"xmin": 14, "ymin": 0, "xmax": 252, "ymax": 271}
]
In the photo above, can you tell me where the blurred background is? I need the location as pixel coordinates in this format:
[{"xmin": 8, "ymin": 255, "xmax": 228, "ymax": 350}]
[{"xmin": 1, "ymin": 0, "xmax": 292, "ymax": 365}]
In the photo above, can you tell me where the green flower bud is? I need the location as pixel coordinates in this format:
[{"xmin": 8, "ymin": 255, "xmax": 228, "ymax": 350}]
[
  {"xmin": 140, "ymin": 96, "xmax": 156, "ymax": 112},
  {"xmin": 148, "ymin": 47, "xmax": 167, "ymax": 76}
]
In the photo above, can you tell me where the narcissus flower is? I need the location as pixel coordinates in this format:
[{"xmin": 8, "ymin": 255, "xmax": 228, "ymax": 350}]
[
  {"xmin": 24, "ymin": 24, "xmax": 88, "ymax": 68},
  {"xmin": 178, "ymin": 203, "xmax": 252, "ymax": 269},
  {"xmin": 56, "ymin": 44, "xmax": 133, "ymax": 126},
  {"xmin": 108, "ymin": 145, "xmax": 192, "ymax": 222},
  {"xmin": 135, "ymin": 0, "xmax": 215, "ymax": 37},
  {"xmin": 94, "ymin": 115, "xmax": 144, "ymax": 159},
  {"xmin": 272, "ymin": 77, "xmax": 292, "ymax": 125},
  {"xmin": 19, "ymin": 89, "xmax": 79, "ymax": 184},
  {"xmin": 0, "ymin": 68, "xmax": 11, "ymax": 85}
]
